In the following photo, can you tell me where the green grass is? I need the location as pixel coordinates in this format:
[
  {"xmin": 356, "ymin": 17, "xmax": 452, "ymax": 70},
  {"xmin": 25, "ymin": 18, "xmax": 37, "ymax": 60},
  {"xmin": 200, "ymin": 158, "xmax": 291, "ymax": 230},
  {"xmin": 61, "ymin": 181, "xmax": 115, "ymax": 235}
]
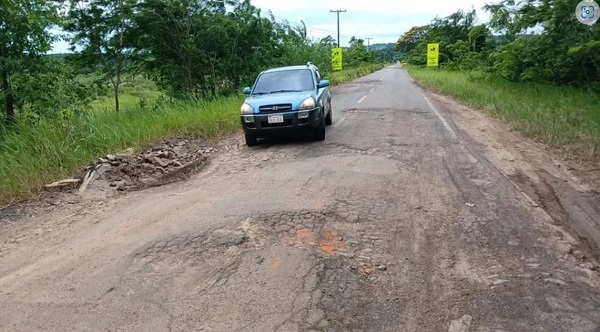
[
  {"xmin": 330, "ymin": 63, "xmax": 385, "ymax": 85},
  {"xmin": 92, "ymin": 77, "xmax": 163, "ymax": 112},
  {"xmin": 405, "ymin": 65, "xmax": 600, "ymax": 160},
  {"xmin": 0, "ymin": 63, "xmax": 385, "ymax": 206},
  {"xmin": 0, "ymin": 97, "xmax": 242, "ymax": 205}
]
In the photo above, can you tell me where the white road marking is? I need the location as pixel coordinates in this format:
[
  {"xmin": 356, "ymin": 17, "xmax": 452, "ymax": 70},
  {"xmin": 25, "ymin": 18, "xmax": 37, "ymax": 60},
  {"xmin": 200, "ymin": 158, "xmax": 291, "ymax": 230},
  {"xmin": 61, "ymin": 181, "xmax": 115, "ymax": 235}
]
[
  {"xmin": 460, "ymin": 144, "xmax": 480, "ymax": 164},
  {"xmin": 335, "ymin": 115, "xmax": 347, "ymax": 127},
  {"xmin": 422, "ymin": 93, "xmax": 478, "ymax": 164},
  {"xmin": 422, "ymin": 94, "xmax": 457, "ymax": 140},
  {"xmin": 357, "ymin": 95, "xmax": 368, "ymax": 104},
  {"xmin": 406, "ymin": 71, "xmax": 415, "ymax": 82},
  {"xmin": 370, "ymin": 87, "xmax": 376, "ymax": 93}
]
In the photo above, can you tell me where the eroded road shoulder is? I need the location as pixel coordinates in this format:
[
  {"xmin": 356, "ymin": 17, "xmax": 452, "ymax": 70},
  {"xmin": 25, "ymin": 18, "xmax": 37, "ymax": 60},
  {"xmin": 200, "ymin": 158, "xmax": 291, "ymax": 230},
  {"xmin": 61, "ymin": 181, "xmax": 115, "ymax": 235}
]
[{"xmin": 1, "ymin": 66, "xmax": 600, "ymax": 332}]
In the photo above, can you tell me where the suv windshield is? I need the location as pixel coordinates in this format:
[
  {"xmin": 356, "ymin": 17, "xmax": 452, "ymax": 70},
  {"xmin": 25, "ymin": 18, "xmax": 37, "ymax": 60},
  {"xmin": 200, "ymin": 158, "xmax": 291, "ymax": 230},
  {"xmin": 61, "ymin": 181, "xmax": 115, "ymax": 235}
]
[{"xmin": 253, "ymin": 69, "xmax": 314, "ymax": 95}]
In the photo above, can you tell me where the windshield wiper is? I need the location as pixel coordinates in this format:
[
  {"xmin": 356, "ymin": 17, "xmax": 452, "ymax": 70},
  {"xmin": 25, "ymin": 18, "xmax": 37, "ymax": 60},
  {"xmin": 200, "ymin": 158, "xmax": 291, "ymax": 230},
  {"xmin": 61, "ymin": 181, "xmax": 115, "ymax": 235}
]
[
  {"xmin": 252, "ymin": 92, "xmax": 271, "ymax": 95},
  {"xmin": 269, "ymin": 89, "xmax": 303, "ymax": 94}
]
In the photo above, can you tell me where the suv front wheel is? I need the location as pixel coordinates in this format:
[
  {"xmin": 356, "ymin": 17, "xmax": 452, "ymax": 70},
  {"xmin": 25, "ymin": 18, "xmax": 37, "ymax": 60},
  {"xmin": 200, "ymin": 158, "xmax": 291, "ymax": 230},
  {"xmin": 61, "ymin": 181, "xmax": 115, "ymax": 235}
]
[
  {"xmin": 245, "ymin": 133, "xmax": 258, "ymax": 146},
  {"xmin": 325, "ymin": 102, "xmax": 332, "ymax": 126},
  {"xmin": 313, "ymin": 110, "xmax": 326, "ymax": 141}
]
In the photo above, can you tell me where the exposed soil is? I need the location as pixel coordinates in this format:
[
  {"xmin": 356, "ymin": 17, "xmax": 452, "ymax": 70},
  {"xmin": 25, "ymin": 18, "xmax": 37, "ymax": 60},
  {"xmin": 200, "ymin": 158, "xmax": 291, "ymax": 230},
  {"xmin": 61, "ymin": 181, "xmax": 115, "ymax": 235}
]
[{"xmin": 430, "ymin": 92, "xmax": 600, "ymax": 263}]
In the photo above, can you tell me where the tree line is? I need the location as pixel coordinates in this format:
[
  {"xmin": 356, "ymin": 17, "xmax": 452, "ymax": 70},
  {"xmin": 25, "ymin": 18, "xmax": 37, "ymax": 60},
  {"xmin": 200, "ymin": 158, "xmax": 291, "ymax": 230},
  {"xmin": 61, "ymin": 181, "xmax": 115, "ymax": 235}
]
[
  {"xmin": 0, "ymin": 0, "xmax": 385, "ymax": 125},
  {"xmin": 396, "ymin": 0, "xmax": 600, "ymax": 89}
]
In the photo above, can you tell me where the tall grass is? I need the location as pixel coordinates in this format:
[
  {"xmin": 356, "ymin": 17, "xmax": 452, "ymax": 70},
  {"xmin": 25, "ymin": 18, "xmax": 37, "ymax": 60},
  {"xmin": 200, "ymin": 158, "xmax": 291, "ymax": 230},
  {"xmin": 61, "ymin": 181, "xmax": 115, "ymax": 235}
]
[
  {"xmin": 0, "ymin": 97, "xmax": 241, "ymax": 205},
  {"xmin": 405, "ymin": 65, "xmax": 600, "ymax": 160}
]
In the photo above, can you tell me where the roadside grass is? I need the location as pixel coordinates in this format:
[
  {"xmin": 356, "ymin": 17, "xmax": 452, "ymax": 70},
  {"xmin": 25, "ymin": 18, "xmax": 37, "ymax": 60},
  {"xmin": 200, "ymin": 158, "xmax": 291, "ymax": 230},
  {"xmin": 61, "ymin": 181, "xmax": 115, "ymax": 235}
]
[
  {"xmin": 405, "ymin": 65, "xmax": 600, "ymax": 160},
  {"xmin": 0, "ymin": 97, "xmax": 241, "ymax": 205},
  {"xmin": 0, "ymin": 63, "xmax": 386, "ymax": 206},
  {"xmin": 330, "ymin": 63, "xmax": 385, "ymax": 85}
]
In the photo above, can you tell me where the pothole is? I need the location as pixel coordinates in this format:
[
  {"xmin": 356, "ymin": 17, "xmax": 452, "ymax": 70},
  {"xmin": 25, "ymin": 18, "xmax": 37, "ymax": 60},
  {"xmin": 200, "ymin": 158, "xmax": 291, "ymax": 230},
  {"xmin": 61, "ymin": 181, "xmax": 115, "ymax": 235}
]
[
  {"xmin": 244, "ymin": 202, "xmax": 392, "ymax": 268},
  {"xmin": 133, "ymin": 226, "xmax": 251, "ymax": 266}
]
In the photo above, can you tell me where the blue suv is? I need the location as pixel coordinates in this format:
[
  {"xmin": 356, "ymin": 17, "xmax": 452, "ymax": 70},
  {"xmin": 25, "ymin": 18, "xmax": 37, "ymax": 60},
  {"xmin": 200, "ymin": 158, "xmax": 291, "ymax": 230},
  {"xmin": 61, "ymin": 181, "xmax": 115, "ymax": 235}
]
[{"xmin": 240, "ymin": 63, "xmax": 332, "ymax": 146}]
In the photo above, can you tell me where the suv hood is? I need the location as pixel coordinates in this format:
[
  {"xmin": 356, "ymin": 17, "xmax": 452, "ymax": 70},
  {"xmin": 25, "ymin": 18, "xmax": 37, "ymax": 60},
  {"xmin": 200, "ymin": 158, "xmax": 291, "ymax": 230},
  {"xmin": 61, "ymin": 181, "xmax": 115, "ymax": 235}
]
[{"xmin": 244, "ymin": 91, "xmax": 315, "ymax": 113}]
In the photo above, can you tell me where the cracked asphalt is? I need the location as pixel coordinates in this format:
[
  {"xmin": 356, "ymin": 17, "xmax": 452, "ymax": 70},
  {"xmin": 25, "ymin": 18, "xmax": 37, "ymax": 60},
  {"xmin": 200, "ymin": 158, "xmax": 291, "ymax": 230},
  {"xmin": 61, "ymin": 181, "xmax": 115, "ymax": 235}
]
[{"xmin": 1, "ymin": 65, "xmax": 600, "ymax": 331}]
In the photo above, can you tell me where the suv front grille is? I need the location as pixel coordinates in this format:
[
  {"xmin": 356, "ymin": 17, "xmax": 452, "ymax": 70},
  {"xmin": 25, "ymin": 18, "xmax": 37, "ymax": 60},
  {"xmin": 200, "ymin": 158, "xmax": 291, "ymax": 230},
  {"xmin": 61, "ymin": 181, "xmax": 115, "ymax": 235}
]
[{"xmin": 259, "ymin": 104, "xmax": 293, "ymax": 113}]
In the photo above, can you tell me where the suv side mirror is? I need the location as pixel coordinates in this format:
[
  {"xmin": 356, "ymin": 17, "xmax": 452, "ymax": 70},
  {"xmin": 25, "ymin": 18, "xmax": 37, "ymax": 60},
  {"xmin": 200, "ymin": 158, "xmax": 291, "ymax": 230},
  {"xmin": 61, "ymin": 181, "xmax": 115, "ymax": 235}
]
[
  {"xmin": 243, "ymin": 87, "xmax": 252, "ymax": 95},
  {"xmin": 318, "ymin": 80, "xmax": 330, "ymax": 89}
]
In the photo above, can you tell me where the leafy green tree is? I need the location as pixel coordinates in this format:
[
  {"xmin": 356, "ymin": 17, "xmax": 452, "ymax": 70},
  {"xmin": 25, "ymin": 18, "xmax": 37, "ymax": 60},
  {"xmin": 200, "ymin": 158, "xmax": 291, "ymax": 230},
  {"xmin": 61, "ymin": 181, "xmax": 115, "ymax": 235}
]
[
  {"xmin": 12, "ymin": 57, "xmax": 103, "ymax": 120},
  {"xmin": 396, "ymin": 26, "xmax": 428, "ymax": 65},
  {"xmin": 486, "ymin": 0, "xmax": 600, "ymax": 85},
  {"xmin": 130, "ymin": 0, "xmax": 271, "ymax": 97},
  {"xmin": 65, "ymin": 0, "xmax": 132, "ymax": 112},
  {"xmin": 395, "ymin": 26, "xmax": 428, "ymax": 53},
  {"xmin": 0, "ymin": 0, "xmax": 60, "ymax": 124},
  {"xmin": 128, "ymin": 0, "xmax": 332, "ymax": 97},
  {"xmin": 345, "ymin": 37, "xmax": 377, "ymax": 67},
  {"xmin": 396, "ymin": 10, "xmax": 478, "ymax": 67}
]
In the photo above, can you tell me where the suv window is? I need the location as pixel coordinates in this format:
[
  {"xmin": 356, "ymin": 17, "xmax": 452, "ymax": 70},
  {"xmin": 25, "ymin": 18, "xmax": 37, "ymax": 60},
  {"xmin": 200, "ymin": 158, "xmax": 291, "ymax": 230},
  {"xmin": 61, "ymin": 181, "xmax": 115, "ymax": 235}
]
[
  {"xmin": 253, "ymin": 69, "xmax": 315, "ymax": 94},
  {"xmin": 315, "ymin": 69, "xmax": 322, "ymax": 83}
]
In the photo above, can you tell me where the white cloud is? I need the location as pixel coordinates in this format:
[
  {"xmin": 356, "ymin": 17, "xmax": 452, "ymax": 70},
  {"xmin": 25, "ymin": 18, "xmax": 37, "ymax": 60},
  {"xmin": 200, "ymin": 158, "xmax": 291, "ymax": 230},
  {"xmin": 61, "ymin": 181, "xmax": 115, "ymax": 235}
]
[{"xmin": 252, "ymin": 0, "xmax": 495, "ymax": 45}]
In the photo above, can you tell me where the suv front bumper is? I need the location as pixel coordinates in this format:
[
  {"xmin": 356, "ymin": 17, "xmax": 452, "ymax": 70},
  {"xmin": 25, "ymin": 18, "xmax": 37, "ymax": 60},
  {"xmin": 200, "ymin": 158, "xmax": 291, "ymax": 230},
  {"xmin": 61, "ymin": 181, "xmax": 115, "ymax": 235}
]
[{"xmin": 241, "ymin": 108, "xmax": 320, "ymax": 137}]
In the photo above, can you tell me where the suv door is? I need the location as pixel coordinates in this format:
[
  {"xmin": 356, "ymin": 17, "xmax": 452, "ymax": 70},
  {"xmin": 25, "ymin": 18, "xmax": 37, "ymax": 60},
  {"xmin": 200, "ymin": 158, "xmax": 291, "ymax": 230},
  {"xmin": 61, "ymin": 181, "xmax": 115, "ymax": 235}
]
[{"xmin": 314, "ymin": 68, "xmax": 330, "ymax": 115}]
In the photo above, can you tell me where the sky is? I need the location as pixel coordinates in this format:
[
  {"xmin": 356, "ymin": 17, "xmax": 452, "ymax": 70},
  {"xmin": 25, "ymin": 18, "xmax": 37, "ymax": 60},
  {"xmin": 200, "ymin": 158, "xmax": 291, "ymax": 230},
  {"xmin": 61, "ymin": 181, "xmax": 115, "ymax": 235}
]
[
  {"xmin": 251, "ymin": 0, "xmax": 495, "ymax": 46},
  {"xmin": 51, "ymin": 0, "xmax": 496, "ymax": 52}
]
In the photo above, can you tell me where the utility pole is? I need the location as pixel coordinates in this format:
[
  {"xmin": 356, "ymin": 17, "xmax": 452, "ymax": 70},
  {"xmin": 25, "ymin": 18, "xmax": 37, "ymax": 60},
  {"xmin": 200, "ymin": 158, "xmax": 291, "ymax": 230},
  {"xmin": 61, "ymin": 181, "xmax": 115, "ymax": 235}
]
[
  {"xmin": 330, "ymin": 9, "xmax": 347, "ymax": 47},
  {"xmin": 366, "ymin": 37, "xmax": 373, "ymax": 51}
]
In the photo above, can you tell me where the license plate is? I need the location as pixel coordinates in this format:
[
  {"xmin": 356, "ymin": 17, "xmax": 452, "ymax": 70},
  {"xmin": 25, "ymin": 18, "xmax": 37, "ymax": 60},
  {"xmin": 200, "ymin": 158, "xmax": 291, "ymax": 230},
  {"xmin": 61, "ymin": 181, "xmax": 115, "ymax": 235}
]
[{"xmin": 268, "ymin": 115, "xmax": 284, "ymax": 124}]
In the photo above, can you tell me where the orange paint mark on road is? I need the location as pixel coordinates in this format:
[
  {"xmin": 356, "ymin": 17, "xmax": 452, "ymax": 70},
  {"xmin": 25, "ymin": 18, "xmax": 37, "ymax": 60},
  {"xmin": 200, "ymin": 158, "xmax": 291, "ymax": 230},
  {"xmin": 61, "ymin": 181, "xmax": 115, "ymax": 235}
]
[
  {"xmin": 270, "ymin": 260, "xmax": 281, "ymax": 270},
  {"xmin": 320, "ymin": 230, "xmax": 345, "ymax": 255},
  {"xmin": 296, "ymin": 228, "xmax": 313, "ymax": 238},
  {"xmin": 314, "ymin": 201, "xmax": 324, "ymax": 210}
]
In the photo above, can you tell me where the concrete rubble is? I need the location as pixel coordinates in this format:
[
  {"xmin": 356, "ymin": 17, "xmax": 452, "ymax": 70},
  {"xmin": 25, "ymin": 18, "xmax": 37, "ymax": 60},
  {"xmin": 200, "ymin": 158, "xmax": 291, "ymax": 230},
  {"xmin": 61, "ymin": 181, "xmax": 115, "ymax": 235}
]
[{"xmin": 47, "ymin": 138, "xmax": 216, "ymax": 195}]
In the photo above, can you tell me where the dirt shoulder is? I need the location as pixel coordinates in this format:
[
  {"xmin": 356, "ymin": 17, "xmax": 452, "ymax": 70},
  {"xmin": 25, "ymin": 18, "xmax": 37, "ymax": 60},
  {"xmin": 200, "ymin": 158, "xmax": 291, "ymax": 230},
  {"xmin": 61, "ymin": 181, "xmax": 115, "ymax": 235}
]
[{"xmin": 430, "ymin": 92, "xmax": 600, "ymax": 262}]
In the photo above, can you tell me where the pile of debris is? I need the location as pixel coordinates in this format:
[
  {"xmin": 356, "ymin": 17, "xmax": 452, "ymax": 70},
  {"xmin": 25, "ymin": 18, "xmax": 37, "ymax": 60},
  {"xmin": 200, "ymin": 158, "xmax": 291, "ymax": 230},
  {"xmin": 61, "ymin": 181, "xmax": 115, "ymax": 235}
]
[{"xmin": 45, "ymin": 138, "xmax": 216, "ymax": 195}]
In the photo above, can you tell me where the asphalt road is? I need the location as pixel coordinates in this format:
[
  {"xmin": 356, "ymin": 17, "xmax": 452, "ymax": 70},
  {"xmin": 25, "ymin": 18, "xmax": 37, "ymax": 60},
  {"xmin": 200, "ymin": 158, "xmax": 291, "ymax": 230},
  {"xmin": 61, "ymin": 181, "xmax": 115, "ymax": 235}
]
[{"xmin": 1, "ymin": 65, "xmax": 600, "ymax": 332}]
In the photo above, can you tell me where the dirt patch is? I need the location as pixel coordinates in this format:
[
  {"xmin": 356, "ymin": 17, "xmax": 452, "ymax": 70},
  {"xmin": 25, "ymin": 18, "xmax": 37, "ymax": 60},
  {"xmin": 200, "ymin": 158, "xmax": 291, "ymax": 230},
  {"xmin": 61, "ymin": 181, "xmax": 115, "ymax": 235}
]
[{"xmin": 429, "ymin": 92, "xmax": 600, "ymax": 262}]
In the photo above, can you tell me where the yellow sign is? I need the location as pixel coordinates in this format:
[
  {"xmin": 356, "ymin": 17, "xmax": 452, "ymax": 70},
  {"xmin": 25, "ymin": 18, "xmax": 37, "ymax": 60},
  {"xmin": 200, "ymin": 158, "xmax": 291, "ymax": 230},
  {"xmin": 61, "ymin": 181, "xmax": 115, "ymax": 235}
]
[
  {"xmin": 332, "ymin": 48, "xmax": 343, "ymax": 71},
  {"xmin": 427, "ymin": 43, "xmax": 439, "ymax": 67}
]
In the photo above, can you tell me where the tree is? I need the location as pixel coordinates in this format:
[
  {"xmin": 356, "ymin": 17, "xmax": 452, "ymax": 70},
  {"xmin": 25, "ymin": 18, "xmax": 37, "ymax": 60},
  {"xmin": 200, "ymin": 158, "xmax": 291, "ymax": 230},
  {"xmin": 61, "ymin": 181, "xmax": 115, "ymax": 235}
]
[
  {"xmin": 395, "ymin": 26, "xmax": 428, "ymax": 53},
  {"xmin": 0, "ymin": 0, "xmax": 59, "ymax": 124},
  {"xmin": 485, "ymin": 0, "xmax": 600, "ymax": 85},
  {"xmin": 127, "ymin": 0, "xmax": 332, "ymax": 98},
  {"xmin": 344, "ymin": 36, "xmax": 377, "ymax": 67},
  {"xmin": 66, "ymin": 0, "xmax": 132, "ymax": 112}
]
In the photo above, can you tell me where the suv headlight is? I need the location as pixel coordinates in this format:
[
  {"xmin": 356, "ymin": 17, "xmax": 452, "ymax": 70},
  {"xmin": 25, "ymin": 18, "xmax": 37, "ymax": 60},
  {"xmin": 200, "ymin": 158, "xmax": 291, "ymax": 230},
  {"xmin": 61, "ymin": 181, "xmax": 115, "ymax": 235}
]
[
  {"xmin": 240, "ymin": 103, "xmax": 253, "ymax": 114},
  {"xmin": 300, "ymin": 97, "xmax": 316, "ymax": 110}
]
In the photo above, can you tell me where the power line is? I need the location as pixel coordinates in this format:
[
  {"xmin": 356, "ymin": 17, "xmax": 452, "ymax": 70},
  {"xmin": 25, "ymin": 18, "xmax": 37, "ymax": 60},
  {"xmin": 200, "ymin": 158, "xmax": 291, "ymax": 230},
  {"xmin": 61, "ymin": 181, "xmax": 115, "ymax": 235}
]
[{"xmin": 329, "ymin": 9, "xmax": 347, "ymax": 48}]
